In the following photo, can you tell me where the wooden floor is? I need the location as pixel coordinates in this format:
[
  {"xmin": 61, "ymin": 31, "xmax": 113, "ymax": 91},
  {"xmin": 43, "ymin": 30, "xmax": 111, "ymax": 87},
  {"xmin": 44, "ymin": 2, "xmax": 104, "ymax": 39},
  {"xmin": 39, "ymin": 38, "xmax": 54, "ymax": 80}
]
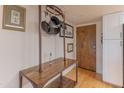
[{"xmin": 66, "ymin": 68, "xmax": 113, "ymax": 88}]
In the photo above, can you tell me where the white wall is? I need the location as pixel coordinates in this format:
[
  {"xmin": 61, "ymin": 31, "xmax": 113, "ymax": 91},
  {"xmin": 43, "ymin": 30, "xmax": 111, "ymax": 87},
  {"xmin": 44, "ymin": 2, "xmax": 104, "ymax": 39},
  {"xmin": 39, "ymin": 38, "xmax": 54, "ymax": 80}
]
[
  {"xmin": 76, "ymin": 21, "xmax": 102, "ymax": 74},
  {"xmin": 42, "ymin": 32, "xmax": 75, "ymax": 62},
  {"xmin": 0, "ymin": 5, "xmax": 39, "ymax": 87}
]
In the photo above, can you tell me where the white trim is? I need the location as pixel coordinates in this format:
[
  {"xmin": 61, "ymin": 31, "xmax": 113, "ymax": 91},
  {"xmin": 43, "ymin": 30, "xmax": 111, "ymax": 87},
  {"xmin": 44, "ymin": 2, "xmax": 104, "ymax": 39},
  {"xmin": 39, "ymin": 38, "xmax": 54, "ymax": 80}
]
[
  {"xmin": 5, "ymin": 24, "xmax": 24, "ymax": 29},
  {"xmin": 76, "ymin": 21, "xmax": 99, "ymax": 27}
]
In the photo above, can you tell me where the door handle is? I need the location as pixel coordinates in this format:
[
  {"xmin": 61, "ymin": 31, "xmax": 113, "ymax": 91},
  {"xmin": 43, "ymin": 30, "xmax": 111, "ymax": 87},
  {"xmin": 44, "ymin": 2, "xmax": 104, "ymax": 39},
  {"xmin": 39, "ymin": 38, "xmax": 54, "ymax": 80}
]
[
  {"xmin": 91, "ymin": 41, "xmax": 96, "ymax": 49},
  {"xmin": 120, "ymin": 41, "xmax": 123, "ymax": 47}
]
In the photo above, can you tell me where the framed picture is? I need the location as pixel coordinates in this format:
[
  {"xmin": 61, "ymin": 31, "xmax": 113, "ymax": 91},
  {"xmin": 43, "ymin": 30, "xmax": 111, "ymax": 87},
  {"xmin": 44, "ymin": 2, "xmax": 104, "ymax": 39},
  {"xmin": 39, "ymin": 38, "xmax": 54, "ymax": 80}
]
[
  {"xmin": 60, "ymin": 23, "xmax": 74, "ymax": 38},
  {"xmin": 67, "ymin": 43, "xmax": 73, "ymax": 53},
  {"xmin": 2, "ymin": 5, "xmax": 26, "ymax": 32}
]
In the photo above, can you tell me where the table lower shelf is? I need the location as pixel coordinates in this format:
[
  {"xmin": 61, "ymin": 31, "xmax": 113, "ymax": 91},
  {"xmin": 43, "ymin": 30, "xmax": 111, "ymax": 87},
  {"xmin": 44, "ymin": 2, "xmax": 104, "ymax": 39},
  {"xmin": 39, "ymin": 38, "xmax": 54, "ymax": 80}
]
[{"xmin": 45, "ymin": 76, "xmax": 76, "ymax": 88}]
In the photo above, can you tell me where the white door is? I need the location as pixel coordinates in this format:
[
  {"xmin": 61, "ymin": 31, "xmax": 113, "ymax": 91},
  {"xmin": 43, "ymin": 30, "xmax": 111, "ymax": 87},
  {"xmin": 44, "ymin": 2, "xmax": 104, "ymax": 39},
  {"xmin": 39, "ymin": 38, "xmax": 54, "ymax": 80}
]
[
  {"xmin": 103, "ymin": 40, "xmax": 123, "ymax": 87},
  {"xmin": 103, "ymin": 12, "xmax": 123, "ymax": 40}
]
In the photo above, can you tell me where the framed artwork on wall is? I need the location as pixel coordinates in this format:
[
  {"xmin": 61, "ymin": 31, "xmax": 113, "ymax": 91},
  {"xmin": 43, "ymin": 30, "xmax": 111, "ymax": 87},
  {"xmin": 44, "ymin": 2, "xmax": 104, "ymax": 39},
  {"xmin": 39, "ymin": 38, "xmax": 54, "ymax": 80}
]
[
  {"xmin": 67, "ymin": 43, "xmax": 73, "ymax": 53},
  {"xmin": 60, "ymin": 23, "xmax": 74, "ymax": 38},
  {"xmin": 2, "ymin": 5, "xmax": 26, "ymax": 32}
]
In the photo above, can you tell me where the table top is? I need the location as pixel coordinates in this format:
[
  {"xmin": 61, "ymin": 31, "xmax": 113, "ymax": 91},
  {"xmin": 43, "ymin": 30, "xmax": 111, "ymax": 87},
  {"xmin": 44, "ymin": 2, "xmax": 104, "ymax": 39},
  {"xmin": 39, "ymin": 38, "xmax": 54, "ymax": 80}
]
[{"xmin": 20, "ymin": 58, "xmax": 76, "ymax": 87}]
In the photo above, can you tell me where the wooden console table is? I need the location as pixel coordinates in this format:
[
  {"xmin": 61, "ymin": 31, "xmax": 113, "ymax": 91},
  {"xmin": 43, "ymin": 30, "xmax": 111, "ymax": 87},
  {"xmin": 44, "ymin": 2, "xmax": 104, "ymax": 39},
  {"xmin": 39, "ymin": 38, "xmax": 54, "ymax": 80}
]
[{"xmin": 19, "ymin": 58, "xmax": 78, "ymax": 88}]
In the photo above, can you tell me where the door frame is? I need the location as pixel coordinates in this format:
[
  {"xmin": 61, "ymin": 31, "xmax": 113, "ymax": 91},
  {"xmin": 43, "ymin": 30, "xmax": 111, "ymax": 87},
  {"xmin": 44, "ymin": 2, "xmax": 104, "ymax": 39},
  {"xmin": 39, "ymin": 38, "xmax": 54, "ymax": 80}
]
[{"xmin": 76, "ymin": 23, "xmax": 98, "ymax": 72}]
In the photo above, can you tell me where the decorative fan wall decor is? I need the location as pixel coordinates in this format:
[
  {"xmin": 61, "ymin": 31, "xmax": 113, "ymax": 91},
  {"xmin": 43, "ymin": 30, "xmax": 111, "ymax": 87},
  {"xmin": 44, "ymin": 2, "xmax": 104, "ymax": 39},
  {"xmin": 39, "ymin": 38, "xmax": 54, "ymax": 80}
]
[{"xmin": 41, "ymin": 5, "xmax": 65, "ymax": 35}]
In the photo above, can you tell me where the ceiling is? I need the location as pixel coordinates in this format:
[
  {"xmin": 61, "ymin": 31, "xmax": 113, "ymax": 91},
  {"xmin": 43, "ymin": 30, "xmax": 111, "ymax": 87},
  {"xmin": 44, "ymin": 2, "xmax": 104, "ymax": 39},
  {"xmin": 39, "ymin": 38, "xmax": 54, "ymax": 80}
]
[{"xmin": 58, "ymin": 5, "xmax": 124, "ymax": 25}]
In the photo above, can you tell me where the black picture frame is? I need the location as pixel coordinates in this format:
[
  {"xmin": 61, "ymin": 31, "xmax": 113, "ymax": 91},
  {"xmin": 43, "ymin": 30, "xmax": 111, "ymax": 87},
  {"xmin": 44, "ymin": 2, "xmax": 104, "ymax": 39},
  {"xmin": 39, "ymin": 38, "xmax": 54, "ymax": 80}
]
[{"xmin": 59, "ymin": 23, "xmax": 74, "ymax": 38}]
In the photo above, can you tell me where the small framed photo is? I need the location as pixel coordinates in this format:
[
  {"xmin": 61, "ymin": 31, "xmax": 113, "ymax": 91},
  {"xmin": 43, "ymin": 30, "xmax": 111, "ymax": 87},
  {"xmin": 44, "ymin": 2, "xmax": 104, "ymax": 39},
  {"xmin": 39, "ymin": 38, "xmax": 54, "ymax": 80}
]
[
  {"xmin": 67, "ymin": 43, "xmax": 73, "ymax": 53},
  {"xmin": 60, "ymin": 23, "xmax": 74, "ymax": 38},
  {"xmin": 2, "ymin": 5, "xmax": 26, "ymax": 32}
]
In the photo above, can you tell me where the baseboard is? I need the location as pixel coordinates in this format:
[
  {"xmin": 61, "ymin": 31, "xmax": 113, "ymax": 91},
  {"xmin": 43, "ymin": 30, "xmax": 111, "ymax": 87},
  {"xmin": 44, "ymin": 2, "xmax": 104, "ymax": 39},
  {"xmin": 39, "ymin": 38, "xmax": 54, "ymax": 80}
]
[
  {"xmin": 102, "ymin": 80, "xmax": 122, "ymax": 88},
  {"xmin": 78, "ymin": 66, "xmax": 96, "ymax": 72}
]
